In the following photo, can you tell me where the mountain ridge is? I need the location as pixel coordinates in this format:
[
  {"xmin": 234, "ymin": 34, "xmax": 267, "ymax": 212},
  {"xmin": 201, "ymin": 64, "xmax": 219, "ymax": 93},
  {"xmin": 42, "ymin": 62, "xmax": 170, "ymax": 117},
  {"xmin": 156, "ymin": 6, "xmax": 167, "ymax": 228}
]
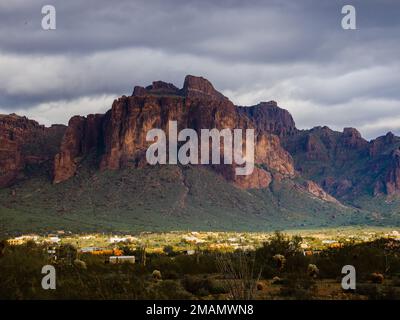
[{"xmin": 1, "ymin": 75, "xmax": 399, "ymax": 234}]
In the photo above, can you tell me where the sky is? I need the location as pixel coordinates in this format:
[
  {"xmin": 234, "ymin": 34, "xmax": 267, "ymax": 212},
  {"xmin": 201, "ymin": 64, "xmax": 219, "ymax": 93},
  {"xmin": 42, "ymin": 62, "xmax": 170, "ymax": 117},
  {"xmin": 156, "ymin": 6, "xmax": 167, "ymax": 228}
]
[{"xmin": 0, "ymin": 0, "xmax": 399, "ymax": 140}]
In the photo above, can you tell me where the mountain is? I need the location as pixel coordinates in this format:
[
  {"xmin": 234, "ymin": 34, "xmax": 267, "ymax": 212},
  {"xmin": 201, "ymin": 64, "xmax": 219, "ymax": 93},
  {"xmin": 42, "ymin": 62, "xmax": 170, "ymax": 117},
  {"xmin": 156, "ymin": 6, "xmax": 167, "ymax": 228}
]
[
  {"xmin": 283, "ymin": 127, "xmax": 400, "ymax": 207},
  {"xmin": 53, "ymin": 75, "xmax": 295, "ymax": 190},
  {"xmin": 0, "ymin": 114, "xmax": 65, "ymax": 187},
  {"xmin": 0, "ymin": 75, "xmax": 399, "ymax": 235}
]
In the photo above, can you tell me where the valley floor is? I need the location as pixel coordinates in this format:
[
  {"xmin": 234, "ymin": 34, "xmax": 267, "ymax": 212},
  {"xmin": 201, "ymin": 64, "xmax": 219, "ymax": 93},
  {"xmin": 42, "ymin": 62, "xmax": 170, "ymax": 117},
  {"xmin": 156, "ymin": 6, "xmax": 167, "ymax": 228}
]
[{"xmin": 1, "ymin": 228, "xmax": 400, "ymax": 300}]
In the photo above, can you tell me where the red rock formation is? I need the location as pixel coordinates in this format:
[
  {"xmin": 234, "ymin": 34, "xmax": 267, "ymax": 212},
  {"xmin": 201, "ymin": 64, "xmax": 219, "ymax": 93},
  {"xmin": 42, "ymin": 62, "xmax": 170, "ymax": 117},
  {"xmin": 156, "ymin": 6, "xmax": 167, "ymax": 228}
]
[
  {"xmin": 342, "ymin": 127, "xmax": 368, "ymax": 149},
  {"xmin": 4, "ymin": 76, "xmax": 400, "ymax": 202},
  {"xmin": 0, "ymin": 114, "xmax": 65, "ymax": 187},
  {"xmin": 53, "ymin": 76, "xmax": 295, "ymax": 189},
  {"xmin": 238, "ymin": 101, "xmax": 297, "ymax": 137},
  {"xmin": 301, "ymin": 180, "xmax": 340, "ymax": 204},
  {"xmin": 385, "ymin": 149, "xmax": 400, "ymax": 196},
  {"xmin": 181, "ymin": 75, "xmax": 228, "ymax": 101},
  {"xmin": 369, "ymin": 132, "xmax": 395, "ymax": 158},
  {"xmin": 53, "ymin": 114, "xmax": 103, "ymax": 183},
  {"xmin": 284, "ymin": 123, "xmax": 400, "ymax": 199}
]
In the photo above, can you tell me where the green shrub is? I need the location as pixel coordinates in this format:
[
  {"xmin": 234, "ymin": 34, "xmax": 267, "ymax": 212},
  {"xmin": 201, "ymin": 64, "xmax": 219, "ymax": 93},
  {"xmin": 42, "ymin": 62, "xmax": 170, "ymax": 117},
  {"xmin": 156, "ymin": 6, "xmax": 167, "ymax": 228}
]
[
  {"xmin": 182, "ymin": 275, "xmax": 227, "ymax": 296},
  {"xmin": 279, "ymin": 274, "xmax": 317, "ymax": 300},
  {"xmin": 149, "ymin": 280, "xmax": 193, "ymax": 300}
]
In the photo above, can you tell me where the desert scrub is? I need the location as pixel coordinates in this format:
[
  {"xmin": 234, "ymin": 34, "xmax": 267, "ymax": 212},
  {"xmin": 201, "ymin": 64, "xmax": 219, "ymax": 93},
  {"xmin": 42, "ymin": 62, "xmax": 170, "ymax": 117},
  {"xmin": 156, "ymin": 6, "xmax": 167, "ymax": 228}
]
[{"xmin": 181, "ymin": 275, "xmax": 228, "ymax": 296}]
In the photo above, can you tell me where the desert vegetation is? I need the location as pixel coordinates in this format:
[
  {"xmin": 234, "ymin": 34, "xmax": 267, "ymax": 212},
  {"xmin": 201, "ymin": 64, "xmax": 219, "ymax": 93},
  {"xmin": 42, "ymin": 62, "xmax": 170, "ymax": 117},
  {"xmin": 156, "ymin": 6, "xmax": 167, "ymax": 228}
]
[{"xmin": 1, "ymin": 230, "xmax": 400, "ymax": 300}]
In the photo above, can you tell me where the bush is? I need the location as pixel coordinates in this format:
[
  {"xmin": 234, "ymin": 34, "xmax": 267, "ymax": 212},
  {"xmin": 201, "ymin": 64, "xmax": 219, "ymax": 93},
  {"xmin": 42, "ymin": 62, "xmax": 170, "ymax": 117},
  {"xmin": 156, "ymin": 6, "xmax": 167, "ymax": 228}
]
[
  {"xmin": 150, "ymin": 280, "xmax": 193, "ymax": 300},
  {"xmin": 152, "ymin": 270, "xmax": 162, "ymax": 280},
  {"xmin": 182, "ymin": 275, "xmax": 228, "ymax": 296},
  {"xmin": 0, "ymin": 240, "xmax": 6, "ymax": 257},
  {"xmin": 355, "ymin": 284, "xmax": 400, "ymax": 300},
  {"xmin": 163, "ymin": 270, "xmax": 180, "ymax": 280},
  {"xmin": 163, "ymin": 245, "xmax": 175, "ymax": 256},
  {"xmin": 279, "ymin": 274, "xmax": 317, "ymax": 300},
  {"xmin": 255, "ymin": 232, "xmax": 303, "ymax": 278},
  {"xmin": 73, "ymin": 259, "xmax": 87, "ymax": 270},
  {"xmin": 307, "ymin": 264, "xmax": 319, "ymax": 278},
  {"xmin": 271, "ymin": 276, "xmax": 284, "ymax": 285},
  {"xmin": 370, "ymin": 273, "xmax": 384, "ymax": 284}
]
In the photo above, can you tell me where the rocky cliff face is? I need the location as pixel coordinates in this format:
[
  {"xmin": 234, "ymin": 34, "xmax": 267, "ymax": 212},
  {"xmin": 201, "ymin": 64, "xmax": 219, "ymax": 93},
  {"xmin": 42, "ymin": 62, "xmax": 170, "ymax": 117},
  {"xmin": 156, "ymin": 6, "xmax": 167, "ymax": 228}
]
[
  {"xmin": 0, "ymin": 114, "xmax": 66, "ymax": 187},
  {"xmin": 283, "ymin": 125, "xmax": 400, "ymax": 199},
  {"xmin": 53, "ymin": 75, "xmax": 295, "ymax": 189},
  {"xmin": 300, "ymin": 180, "xmax": 341, "ymax": 204},
  {"xmin": 384, "ymin": 149, "xmax": 400, "ymax": 196},
  {"xmin": 53, "ymin": 114, "xmax": 103, "ymax": 183},
  {"xmin": 4, "ymin": 75, "xmax": 400, "ymax": 204},
  {"xmin": 237, "ymin": 101, "xmax": 297, "ymax": 137}
]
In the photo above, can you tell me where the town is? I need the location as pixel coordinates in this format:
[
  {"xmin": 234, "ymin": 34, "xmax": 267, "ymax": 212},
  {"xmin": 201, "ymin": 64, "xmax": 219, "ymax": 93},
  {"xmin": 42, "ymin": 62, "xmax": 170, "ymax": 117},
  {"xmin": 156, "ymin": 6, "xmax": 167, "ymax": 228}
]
[
  {"xmin": 2, "ymin": 227, "xmax": 400, "ymax": 300},
  {"xmin": 5, "ymin": 227, "xmax": 400, "ymax": 261}
]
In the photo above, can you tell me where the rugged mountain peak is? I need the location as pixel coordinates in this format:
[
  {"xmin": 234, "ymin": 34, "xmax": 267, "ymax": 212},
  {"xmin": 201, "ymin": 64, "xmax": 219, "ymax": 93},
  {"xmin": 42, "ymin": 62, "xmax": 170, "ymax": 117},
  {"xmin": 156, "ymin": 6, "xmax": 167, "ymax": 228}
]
[
  {"xmin": 0, "ymin": 113, "xmax": 66, "ymax": 187},
  {"xmin": 52, "ymin": 76, "xmax": 295, "ymax": 189},
  {"xmin": 53, "ymin": 113, "xmax": 104, "ymax": 184},
  {"xmin": 384, "ymin": 148, "xmax": 400, "ymax": 195},
  {"xmin": 133, "ymin": 81, "xmax": 180, "ymax": 96},
  {"xmin": 343, "ymin": 127, "xmax": 362, "ymax": 138},
  {"xmin": 342, "ymin": 127, "xmax": 368, "ymax": 149},
  {"xmin": 181, "ymin": 75, "xmax": 228, "ymax": 100},
  {"xmin": 309, "ymin": 126, "xmax": 334, "ymax": 135},
  {"xmin": 369, "ymin": 131, "xmax": 397, "ymax": 158},
  {"xmin": 385, "ymin": 131, "xmax": 395, "ymax": 140},
  {"xmin": 237, "ymin": 101, "xmax": 297, "ymax": 137},
  {"xmin": 132, "ymin": 75, "xmax": 228, "ymax": 101},
  {"xmin": 148, "ymin": 81, "xmax": 179, "ymax": 91},
  {"xmin": 260, "ymin": 100, "xmax": 278, "ymax": 107}
]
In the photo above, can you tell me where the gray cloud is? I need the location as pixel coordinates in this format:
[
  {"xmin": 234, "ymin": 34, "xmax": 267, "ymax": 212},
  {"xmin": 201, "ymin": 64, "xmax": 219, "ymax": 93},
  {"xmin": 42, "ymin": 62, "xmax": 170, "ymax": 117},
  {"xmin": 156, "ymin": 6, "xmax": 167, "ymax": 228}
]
[{"xmin": 0, "ymin": 0, "xmax": 399, "ymax": 140}]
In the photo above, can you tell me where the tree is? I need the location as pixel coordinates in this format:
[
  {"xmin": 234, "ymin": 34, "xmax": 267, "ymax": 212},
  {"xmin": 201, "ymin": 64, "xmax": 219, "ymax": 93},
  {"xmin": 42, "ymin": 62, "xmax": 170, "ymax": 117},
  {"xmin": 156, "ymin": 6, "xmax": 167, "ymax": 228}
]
[
  {"xmin": 216, "ymin": 251, "xmax": 261, "ymax": 300},
  {"xmin": 163, "ymin": 245, "xmax": 174, "ymax": 256}
]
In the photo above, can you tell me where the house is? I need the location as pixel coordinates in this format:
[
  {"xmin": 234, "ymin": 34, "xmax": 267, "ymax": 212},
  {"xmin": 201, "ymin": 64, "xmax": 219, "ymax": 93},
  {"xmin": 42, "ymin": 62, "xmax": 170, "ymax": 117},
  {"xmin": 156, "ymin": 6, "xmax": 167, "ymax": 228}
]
[
  {"xmin": 239, "ymin": 245, "xmax": 255, "ymax": 251},
  {"xmin": 322, "ymin": 240, "xmax": 337, "ymax": 245},
  {"xmin": 300, "ymin": 243, "xmax": 309, "ymax": 249},
  {"xmin": 47, "ymin": 236, "xmax": 61, "ymax": 244},
  {"xmin": 109, "ymin": 256, "xmax": 135, "ymax": 264},
  {"xmin": 183, "ymin": 235, "xmax": 205, "ymax": 244},
  {"xmin": 81, "ymin": 235, "xmax": 95, "ymax": 240},
  {"xmin": 7, "ymin": 237, "xmax": 24, "ymax": 245},
  {"xmin": 7, "ymin": 234, "xmax": 40, "ymax": 245},
  {"xmin": 80, "ymin": 247, "xmax": 103, "ymax": 253},
  {"xmin": 109, "ymin": 236, "xmax": 128, "ymax": 244}
]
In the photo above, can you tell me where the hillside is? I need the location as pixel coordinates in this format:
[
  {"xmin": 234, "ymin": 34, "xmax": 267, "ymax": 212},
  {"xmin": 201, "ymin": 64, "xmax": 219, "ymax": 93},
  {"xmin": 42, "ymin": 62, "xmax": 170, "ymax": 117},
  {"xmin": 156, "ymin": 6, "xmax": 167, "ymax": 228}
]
[
  {"xmin": 0, "ymin": 158, "xmax": 364, "ymax": 236},
  {"xmin": 1, "ymin": 75, "xmax": 400, "ymax": 235}
]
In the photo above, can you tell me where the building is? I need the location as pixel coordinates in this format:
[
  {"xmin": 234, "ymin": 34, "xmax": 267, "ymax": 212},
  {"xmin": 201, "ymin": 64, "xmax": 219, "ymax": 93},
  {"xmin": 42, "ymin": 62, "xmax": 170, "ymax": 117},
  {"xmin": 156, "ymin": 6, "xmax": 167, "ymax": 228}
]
[
  {"xmin": 322, "ymin": 240, "xmax": 337, "ymax": 245},
  {"xmin": 47, "ymin": 236, "xmax": 61, "ymax": 244},
  {"xmin": 109, "ymin": 256, "xmax": 135, "ymax": 264},
  {"xmin": 7, "ymin": 234, "xmax": 40, "ymax": 245},
  {"xmin": 183, "ymin": 235, "xmax": 205, "ymax": 244},
  {"xmin": 7, "ymin": 237, "xmax": 24, "ymax": 246},
  {"xmin": 109, "ymin": 236, "xmax": 128, "ymax": 244},
  {"xmin": 80, "ymin": 247, "xmax": 103, "ymax": 253}
]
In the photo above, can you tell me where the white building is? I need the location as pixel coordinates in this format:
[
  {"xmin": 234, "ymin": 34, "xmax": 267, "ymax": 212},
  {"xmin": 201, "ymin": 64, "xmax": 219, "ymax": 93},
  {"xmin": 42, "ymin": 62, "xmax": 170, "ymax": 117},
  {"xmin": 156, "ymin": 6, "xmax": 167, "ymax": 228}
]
[
  {"xmin": 47, "ymin": 236, "xmax": 61, "ymax": 244},
  {"xmin": 109, "ymin": 237, "xmax": 128, "ymax": 244},
  {"xmin": 80, "ymin": 247, "xmax": 102, "ymax": 253},
  {"xmin": 322, "ymin": 240, "xmax": 337, "ymax": 244},
  {"xmin": 109, "ymin": 256, "xmax": 135, "ymax": 264}
]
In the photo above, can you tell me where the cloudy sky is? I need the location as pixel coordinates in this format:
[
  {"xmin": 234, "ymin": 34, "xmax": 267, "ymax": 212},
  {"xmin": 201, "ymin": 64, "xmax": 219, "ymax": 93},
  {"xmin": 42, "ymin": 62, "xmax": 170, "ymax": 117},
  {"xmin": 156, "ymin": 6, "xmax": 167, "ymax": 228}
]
[{"xmin": 0, "ymin": 0, "xmax": 399, "ymax": 140}]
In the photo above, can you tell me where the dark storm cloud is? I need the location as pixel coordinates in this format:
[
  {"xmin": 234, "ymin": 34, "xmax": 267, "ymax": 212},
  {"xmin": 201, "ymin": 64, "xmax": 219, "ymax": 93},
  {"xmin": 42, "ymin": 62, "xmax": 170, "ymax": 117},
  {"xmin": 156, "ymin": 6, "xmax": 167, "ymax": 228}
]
[
  {"xmin": 0, "ymin": 0, "xmax": 399, "ymax": 139},
  {"xmin": 2, "ymin": 0, "xmax": 399, "ymax": 63}
]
